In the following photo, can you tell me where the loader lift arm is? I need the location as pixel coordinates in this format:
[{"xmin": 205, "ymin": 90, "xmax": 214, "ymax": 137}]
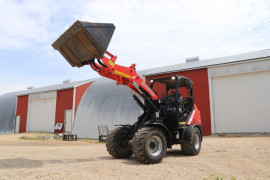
[{"xmin": 89, "ymin": 50, "xmax": 159, "ymax": 111}]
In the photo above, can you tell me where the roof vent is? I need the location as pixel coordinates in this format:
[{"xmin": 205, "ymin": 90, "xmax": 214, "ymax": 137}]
[
  {"xmin": 63, "ymin": 79, "xmax": 72, "ymax": 84},
  {"xmin": 27, "ymin": 86, "xmax": 35, "ymax": 90},
  {"xmin": 186, "ymin": 56, "xmax": 199, "ymax": 63}
]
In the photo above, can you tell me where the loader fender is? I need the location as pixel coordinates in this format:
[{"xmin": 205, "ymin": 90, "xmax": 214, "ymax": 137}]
[
  {"xmin": 144, "ymin": 122, "xmax": 173, "ymax": 148},
  {"xmin": 185, "ymin": 124, "xmax": 203, "ymax": 142}
]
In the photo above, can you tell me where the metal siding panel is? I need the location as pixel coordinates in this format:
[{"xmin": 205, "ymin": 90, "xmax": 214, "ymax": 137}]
[
  {"xmin": 55, "ymin": 89, "xmax": 74, "ymax": 133},
  {"xmin": 16, "ymin": 95, "xmax": 29, "ymax": 133},
  {"xmin": 208, "ymin": 59, "xmax": 270, "ymax": 78},
  {"xmin": 0, "ymin": 92, "xmax": 17, "ymax": 134},
  {"xmin": 208, "ymin": 75, "xmax": 216, "ymax": 134},
  {"xmin": 146, "ymin": 68, "xmax": 212, "ymax": 136},
  {"xmin": 75, "ymin": 82, "xmax": 93, "ymax": 114}
]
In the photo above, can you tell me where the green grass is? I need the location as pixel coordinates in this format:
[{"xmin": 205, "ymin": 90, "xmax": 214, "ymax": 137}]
[
  {"xmin": 215, "ymin": 177, "xmax": 223, "ymax": 180},
  {"xmin": 215, "ymin": 176, "xmax": 238, "ymax": 180},
  {"xmin": 19, "ymin": 136, "xmax": 40, "ymax": 140},
  {"xmin": 85, "ymin": 137, "xmax": 92, "ymax": 140}
]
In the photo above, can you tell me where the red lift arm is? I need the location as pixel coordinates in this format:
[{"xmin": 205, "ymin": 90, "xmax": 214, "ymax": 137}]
[{"xmin": 89, "ymin": 51, "xmax": 159, "ymax": 101}]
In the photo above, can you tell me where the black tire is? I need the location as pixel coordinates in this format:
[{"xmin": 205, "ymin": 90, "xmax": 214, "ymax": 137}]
[
  {"xmin": 132, "ymin": 127, "xmax": 167, "ymax": 164},
  {"xmin": 106, "ymin": 127, "xmax": 132, "ymax": 158},
  {"xmin": 181, "ymin": 127, "xmax": 201, "ymax": 155}
]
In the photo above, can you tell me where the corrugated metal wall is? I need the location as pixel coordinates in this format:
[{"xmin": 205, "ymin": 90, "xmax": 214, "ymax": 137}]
[
  {"xmin": 145, "ymin": 68, "xmax": 211, "ymax": 136},
  {"xmin": 55, "ymin": 89, "xmax": 74, "ymax": 133},
  {"xmin": 72, "ymin": 77, "xmax": 143, "ymax": 139},
  {"xmin": 75, "ymin": 82, "xmax": 93, "ymax": 114},
  {"xmin": 16, "ymin": 95, "xmax": 29, "ymax": 133},
  {"xmin": 0, "ymin": 92, "xmax": 18, "ymax": 134}
]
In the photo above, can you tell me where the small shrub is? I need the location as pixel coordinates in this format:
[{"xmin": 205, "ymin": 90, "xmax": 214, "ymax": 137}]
[
  {"xmin": 215, "ymin": 177, "xmax": 223, "ymax": 180},
  {"xmin": 95, "ymin": 141, "xmax": 106, "ymax": 143},
  {"xmin": 19, "ymin": 136, "xmax": 40, "ymax": 140}
]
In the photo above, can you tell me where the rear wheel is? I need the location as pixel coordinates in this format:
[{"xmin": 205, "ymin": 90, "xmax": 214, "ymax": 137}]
[
  {"xmin": 106, "ymin": 127, "xmax": 132, "ymax": 158},
  {"xmin": 132, "ymin": 127, "xmax": 167, "ymax": 164},
  {"xmin": 181, "ymin": 127, "xmax": 201, "ymax": 155}
]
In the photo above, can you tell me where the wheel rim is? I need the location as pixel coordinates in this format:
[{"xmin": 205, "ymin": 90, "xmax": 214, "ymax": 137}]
[
  {"xmin": 147, "ymin": 136, "xmax": 162, "ymax": 156},
  {"xmin": 194, "ymin": 133, "xmax": 200, "ymax": 150}
]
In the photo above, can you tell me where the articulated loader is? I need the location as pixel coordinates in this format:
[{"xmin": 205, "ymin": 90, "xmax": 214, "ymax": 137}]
[{"xmin": 52, "ymin": 21, "xmax": 202, "ymax": 164}]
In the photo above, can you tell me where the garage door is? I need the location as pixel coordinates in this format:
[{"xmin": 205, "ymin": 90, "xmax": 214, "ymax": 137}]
[
  {"xmin": 27, "ymin": 91, "xmax": 56, "ymax": 132},
  {"xmin": 212, "ymin": 70, "xmax": 270, "ymax": 133}
]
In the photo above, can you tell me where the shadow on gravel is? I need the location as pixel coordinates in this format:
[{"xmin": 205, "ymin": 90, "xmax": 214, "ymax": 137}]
[
  {"xmin": 166, "ymin": 149, "xmax": 187, "ymax": 157},
  {"xmin": 97, "ymin": 155, "xmax": 145, "ymax": 165},
  {"xmin": 0, "ymin": 158, "xmax": 93, "ymax": 169},
  {"xmin": 121, "ymin": 157, "xmax": 145, "ymax": 166},
  {"xmin": 120, "ymin": 151, "xmax": 188, "ymax": 166},
  {"xmin": 96, "ymin": 156, "xmax": 114, "ymax": 160},
  {"xmin": 0, "ymin": 158, "xmax": 43, "ymax": 169},
  {"xmin": 96, "ymin": 149, "xmax": 188, "ymax": 166}
]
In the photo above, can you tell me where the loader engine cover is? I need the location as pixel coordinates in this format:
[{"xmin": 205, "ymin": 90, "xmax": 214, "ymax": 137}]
[{"xmin": 52, "ymin": 20, "xmax": 115, "ymax": 67}]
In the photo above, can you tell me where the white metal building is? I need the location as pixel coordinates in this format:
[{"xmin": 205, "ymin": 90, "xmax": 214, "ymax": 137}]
[
  {"xmin": 16, "ymin": 79, "xmax": 95, "ymax": 133},
  {"xmin": 208, "ymin": 57, "xmax": 270, "ymax": 134}
]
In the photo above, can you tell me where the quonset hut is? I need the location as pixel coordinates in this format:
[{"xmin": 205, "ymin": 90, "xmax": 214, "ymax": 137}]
[
  {"xmin": 0, "ymin": 92, "xmax": 21, "ymax": 134},
  {"xmin": 72, "ymin": 69, "xmax": 158, "ymax": 138}
]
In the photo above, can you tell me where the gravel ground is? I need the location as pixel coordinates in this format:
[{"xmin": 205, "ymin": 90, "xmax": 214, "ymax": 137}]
[{"xmin": 0, "ymin": 133, "xmax": 269, "ymax": 180}]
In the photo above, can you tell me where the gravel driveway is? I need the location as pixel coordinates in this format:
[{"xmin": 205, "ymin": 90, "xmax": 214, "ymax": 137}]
[{"xmin": 0, "ymin": 133, "xmax": 269, "ymax": 180}]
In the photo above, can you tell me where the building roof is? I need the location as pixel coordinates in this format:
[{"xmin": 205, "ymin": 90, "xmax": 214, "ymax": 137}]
[
  {"xmin": 17, "ymin": 79, "xmax": 96, "ymax": 96},
  {"xmin": 144, "ymin": 49, "xmax": 270, "ymax": 76}
]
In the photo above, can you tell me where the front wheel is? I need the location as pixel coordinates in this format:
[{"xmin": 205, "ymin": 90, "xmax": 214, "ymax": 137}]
[
  {"xmin": 132, "ymin": 127, "xmax": 167, "ymax": 164},
  {"xmin": 106, "ymin": 127, "xmax": 133, "ymax": 158},
  {"xmin": 181, "ymin": 127, "xmax": 201, "ymax": 155}
]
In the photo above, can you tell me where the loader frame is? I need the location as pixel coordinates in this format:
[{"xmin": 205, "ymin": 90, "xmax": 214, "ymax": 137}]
[{"xmin": 89, "ymin": 51, "xmax": 202, "ymax": 148}]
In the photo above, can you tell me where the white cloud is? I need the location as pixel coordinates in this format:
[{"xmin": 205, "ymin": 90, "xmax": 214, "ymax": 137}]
[
  {"xmin": 0, "ymin": 0, "xmax": 49, "ymax": 48},
  {"xmin": 0, "ymin": 0, "xmax": 83, "ymax": 50},
  {"xmin": 79, "ymin": 0, "xmax": 270, "ymax": 69},
  {"xmin": 0, "ymin": 0, "xmax": 270, "ymax": 94}
]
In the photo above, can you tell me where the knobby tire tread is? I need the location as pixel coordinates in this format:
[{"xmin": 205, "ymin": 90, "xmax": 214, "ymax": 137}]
[{"xmin": 106, "ymin": 127, "xmax": 132, "ymax": 158}]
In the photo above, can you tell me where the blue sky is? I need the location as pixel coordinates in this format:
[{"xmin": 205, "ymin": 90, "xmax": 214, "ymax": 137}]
[{"xmin": 0, "ymin": 0, "xmax": 270, "ymax": 95}]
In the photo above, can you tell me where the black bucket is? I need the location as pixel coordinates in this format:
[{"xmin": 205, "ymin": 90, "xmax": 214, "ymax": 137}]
[{"xmin": 52, "ymin": 20, "xmax": 115, "ymax": 67}]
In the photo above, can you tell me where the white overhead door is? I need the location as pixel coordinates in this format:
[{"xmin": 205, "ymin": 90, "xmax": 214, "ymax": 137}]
[
  {"xmin": 212, "ymin": 70, "xmax": 270, "ymax": 133},
  {"xmin": 27, "ymin": 91, "xmax": 57, "ymax": 132}
]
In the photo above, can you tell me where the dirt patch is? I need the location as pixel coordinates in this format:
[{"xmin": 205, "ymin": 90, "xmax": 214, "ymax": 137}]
[{"xmin": 0, "ymin": 133, "xmax": 269, "ymax": 180}]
